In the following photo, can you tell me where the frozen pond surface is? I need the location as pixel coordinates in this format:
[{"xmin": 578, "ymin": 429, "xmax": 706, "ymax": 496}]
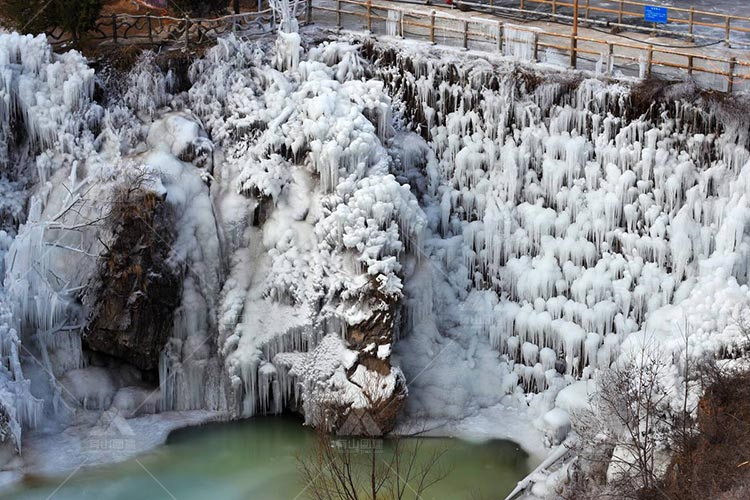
[{"xmin": 3, "ymin": 416, "xmax": 530, "ymax": 500}]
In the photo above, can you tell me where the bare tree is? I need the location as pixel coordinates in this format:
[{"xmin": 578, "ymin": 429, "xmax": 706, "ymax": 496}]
[
  {"xmin": 298, "ymin": 429, "xmax": 450, "ymax": 500},
  {"xmin": 567, "ymin": 340, "xmax": 674, "ymax": 499},
  {"xmin": 729, "ymin": 306, "xmax": 750, "ymax": 355},
  {"xmin": 566, "ymin": 314, "xmax": 750, "ymax": 500}
]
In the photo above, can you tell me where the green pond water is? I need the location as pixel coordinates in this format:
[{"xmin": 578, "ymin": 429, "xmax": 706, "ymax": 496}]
[{"xmin": 5, "ymin": 416, "xmax": 530, "ymax": 500}]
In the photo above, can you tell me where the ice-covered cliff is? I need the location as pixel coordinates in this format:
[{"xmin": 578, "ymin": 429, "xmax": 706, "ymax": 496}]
[
  {"xmin": 0, "ymin": 29, "xmax": 423, "ymax": 457},
  {"xmin": 1, "ymin": 22, "xmax": 750, "ymax": 479},
  {"xmin": 190, "ymin": 36, "xmax": 424, "ymax": 431},
  {"xmin": 359, "ymin": 41, "xmax": 750, "ymax": 471},
  {"xmin": 365, "ymin": 41, "xmax": 750, "ymax": 431}
]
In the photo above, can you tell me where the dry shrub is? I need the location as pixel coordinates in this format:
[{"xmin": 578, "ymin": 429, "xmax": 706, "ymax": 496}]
[
  {"xmin": 661, "ymin": 367, "xmax": 750, "ymax": 500},
  {"xmin": 297, "ymin": 427, "xmax": 450, "ymax": 500}
]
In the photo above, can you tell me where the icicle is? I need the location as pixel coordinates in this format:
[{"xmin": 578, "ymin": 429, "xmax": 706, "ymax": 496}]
[{"xmin": 503, "ymin": 25, "xmax": 538, "ymax": 61}]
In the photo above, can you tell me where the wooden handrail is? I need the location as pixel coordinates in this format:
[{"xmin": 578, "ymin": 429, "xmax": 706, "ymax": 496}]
[
  {"xmin": 47, "ymin": 7, "xmax": 300, "ymax": 47},
  {"xmin": 523, "ymin": 0, "xmax": 750, "ymax": 22},
  {"xmin": 452, "ymin": 0, "xmax": 746, "ymax": 47},
  {"xmin": 94, "ymin": 9, "xmax": 275, "ymax": 23},
  {"xmin": 504, "ymin": 0, "xmax": 750, "ymax": 45},
  {"xmin": 332, "ymin": 0, "xmax": 749, "ymax": 93},
  {"xmin": 44, "ymin": 0, "xmax": 749, "ymax": 94}
]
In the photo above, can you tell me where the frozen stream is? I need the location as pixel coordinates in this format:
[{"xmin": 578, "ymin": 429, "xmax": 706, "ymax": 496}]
[{"xmin": 2, "ymin": 416, "xmax": 530, "ymax": 500}]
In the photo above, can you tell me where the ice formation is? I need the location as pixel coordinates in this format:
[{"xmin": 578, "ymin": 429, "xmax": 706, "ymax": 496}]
[
  {"xmin": 1, "ymin": 15, "xmax": 750, "ymax": 482},
  {"xmin": 0, "ymin": 32, "xmax": 225, "ymax": 452},
  {"xmin": 0, "ymin": 33, "xmax": 101, "ymax": 453},
  {"xmin": 187, "ymin": 36, "xmax": 423, "ymax": 428},
  {"xmin": 363, "ymin": 40, "xmax": 750, "ymax": 445}
]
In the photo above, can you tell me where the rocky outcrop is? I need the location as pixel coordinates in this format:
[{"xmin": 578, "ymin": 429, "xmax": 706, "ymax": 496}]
[
  {"xmin": 83, "ymin": 182, "xmax": 182, "ymax": 372},
  {"xmin": 274, "ymin": 290, "xmax": 407, "ymax": 437},
  {"xmin": 344, "ymin": 304, "xmax": 406, "ymax": 436}
]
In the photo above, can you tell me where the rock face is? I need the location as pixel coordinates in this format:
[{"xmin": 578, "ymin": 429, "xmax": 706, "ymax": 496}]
[
  {"xmin": 274, "ymin": 292, "xmax": 407, "ymax": 437},
  {"xmin": 84, "ymin": 183, "xmax": 182, "ymax": 372},
  {"xmin": 343, "ymin": 304, "xmax": 407, "ymax": 435}
]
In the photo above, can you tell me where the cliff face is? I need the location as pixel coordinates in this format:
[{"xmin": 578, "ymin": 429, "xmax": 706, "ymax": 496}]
[
  {"xmin": 344, "ymin": 303, "xmax": 407, "ymax": 435},
  {"xmin": 84, "ymin": 185, "xmax": 181, "ymax": 372},
  {"xmin": 6, "ymin": 22, "xmax": 750, "ymax": 458},
  {"xmin": 189, "ymin": 36, "xmax": 424, "ymax": 433},
  {"xmin": 0, "ymin": 33, "xmax": 420, "ymax": 443}
]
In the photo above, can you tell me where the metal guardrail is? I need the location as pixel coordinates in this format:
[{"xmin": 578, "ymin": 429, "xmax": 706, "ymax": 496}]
[
  {"xmin": 324, "ymin": 0, "xmax": 749, "ymax": 93},
  {"xmin": 507, "ymin": 0, "xmax": 750, "ymax": 46}
]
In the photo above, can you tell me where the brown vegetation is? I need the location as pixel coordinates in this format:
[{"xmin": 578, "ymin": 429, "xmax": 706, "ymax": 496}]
[
  {"xmin": 565, "ymin": 354, "xmax": 750, "ymax": 500},
  {"xmin": 660, "ymin": 367, "xmax": 750, "ymax": 500}
]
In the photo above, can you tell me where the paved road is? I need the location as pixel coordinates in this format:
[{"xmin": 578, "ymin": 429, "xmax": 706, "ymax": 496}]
[
  {"xmin": 438, "ymin": 0, "xmax": 750, "ymax": 45},
  {"xmin": 323, "ymin": 0, "xmax": 750, "ymax": 92},
  {"xmin": 665, "ymin": 0, "xmax": 749, "ymax": 16}
]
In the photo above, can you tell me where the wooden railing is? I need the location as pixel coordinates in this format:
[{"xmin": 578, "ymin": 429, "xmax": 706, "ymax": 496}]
[
  {"xmin": 319, "ymin": 0, "xmax": 750, "ymax": 93},
  {"xmin": 46, "ymin": 4, "xmax": 312, "ymax": 49},
  {"xmin": 460, "ymin": 0, "xmax": 750, "ymax": 46},
  {"xmin": 42, "ymin": 0, "xmax": 749, "ymax": 93}
]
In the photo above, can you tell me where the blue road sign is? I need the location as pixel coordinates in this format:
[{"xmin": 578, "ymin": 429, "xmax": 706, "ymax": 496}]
[{"xmin": 644, "ymin": 6, "xmax": 668, "ymax": 24}]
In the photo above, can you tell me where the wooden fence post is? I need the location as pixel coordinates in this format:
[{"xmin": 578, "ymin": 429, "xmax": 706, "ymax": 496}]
[
  {"xmin": 462, "ymin": 20, "xmax": 468, "ymax": 50},
  {"xmin": 552, "ymin": 0, "xmax": 557, "ymax": 16},
  {"xmin": 400, "ymin": 10, "xmax": 405, "ymax": 38},
  {"xmin": 367, "ymin": 0, "xmax": 372, "ymax": 32},
  {"xmin": 687, "ymin": 54, "xmax": 694, "ymax": 76},
  {"xmin": 147, "ymin": 15, "xmax": 153, "ymax": 43},
  {"xmin": 497, "ymin": 21, "xmax": 503, "ymax": 52},
  {"xmin": 688, "ymin": 8, "xmax": 694, "ymax": 41},
  {"xmin": 584, "ymin": 0, "xmax": 590, "ymax": 21},
  {"xmin": 533, "ymin": 32, "xmax": 539, "ymax": 61},
  {"xmin": 571, "ymin": 0, "xmax": 579, "ymax": 69},
  {"xmin": 646, "ymin": 44, "xmax": 653, "ymax": 77},
  {"xmin": 336, "ymin": 0, "xmax": 341, "ymax": 30},
  {"xmin": 607, "ymin": 42, "xmax": 613, "ymax": 75},
  {"xmin": 728, "ymin": 57, "xmax": 736, "ymax": 93},
  {"xmin": 570, "ymin": 32, "xmax": 577, "ymax": 68},
  {"xmin": 618, "ymin": 0, "xmax": 623, "ymax": 24},
  {"xmin": 430, "ymin": 11, "xmax": 436, "ymax": 44},
  {"xmin": 520, "ymin": 0, "xmax": 524, "ymax": 11},
  {"xmin": 724, "ymin": 15, "xmax": 731, "ymax": 47},
  {"xmin": 112, "ymin": 14, "xmax": 118, "ymax": 44},
  {"xmin": 306, "ymin": 0, "xmax": 312, "ymax": 25}
]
